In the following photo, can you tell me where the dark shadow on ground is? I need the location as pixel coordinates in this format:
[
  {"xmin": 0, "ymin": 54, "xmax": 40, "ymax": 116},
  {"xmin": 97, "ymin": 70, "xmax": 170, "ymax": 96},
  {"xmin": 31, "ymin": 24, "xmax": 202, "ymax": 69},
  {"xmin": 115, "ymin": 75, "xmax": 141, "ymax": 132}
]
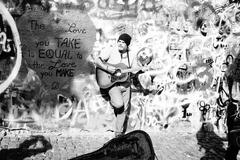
[
  {"xmin": 0, "ymin": 135, "xmax": 52, "ymax": 160},
  {"xmin": 196, "ymin": 122, "xmax": 226, "ymax": 160}
]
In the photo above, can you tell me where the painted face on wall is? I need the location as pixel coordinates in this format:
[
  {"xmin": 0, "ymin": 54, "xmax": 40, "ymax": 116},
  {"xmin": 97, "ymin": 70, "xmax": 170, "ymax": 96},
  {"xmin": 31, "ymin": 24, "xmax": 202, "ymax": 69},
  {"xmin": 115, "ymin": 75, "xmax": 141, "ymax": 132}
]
[
  {"xmin": 137, "ymin": 47, "xmax": 153, "ymax": 66},
  {"xmin": 200, "ymin": 21, "xmax": 208, "ymax": 36},
  {"xmin": 191, "ymin": 45, "xmax": 202, "ymax": 55},
  {"xmin": 214, "ymin": 15, "xmax": 220, "ymax": 26},
  {"xmin": 235, "ymin": 12, "xmax": 240, "ymax": 23},
  {"xmin": 117, "ymin": 40, "xmax": 127, "ymax": 52},
  {"xmin": 138, "ymin": 23, "xmax": 148, "ymax": 36}
]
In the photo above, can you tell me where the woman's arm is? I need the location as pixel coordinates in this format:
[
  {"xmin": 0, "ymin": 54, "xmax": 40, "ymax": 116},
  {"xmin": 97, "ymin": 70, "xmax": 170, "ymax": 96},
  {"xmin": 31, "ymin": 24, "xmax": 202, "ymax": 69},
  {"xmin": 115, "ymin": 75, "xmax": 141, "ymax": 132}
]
[{"xmin": 95, "ymin": 57, "xmax": 116, "ymax": 74}]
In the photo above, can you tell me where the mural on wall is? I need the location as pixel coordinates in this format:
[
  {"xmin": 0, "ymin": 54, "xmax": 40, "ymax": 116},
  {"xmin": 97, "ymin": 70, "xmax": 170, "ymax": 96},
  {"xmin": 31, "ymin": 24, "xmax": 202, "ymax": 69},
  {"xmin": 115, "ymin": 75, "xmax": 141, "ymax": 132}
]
[
  {"xmin": 17, "ymin": 5, "xmax": 96, "ymax": 96},
  {"xmin": 0, "ymin": 1, "xmax": 22, "ymax": 94},
  {"xmin": 1, "ymin": 0, "xmax": 240, "ymax": 133}
]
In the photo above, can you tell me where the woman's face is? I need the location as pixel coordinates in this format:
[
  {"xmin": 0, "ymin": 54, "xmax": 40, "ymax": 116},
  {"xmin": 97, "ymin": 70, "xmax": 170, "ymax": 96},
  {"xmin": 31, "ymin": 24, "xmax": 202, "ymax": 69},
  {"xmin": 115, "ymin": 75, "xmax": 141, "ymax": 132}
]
[{"xmin": 117, "ymin": 40, "xmax": 127, "ymax": 52}]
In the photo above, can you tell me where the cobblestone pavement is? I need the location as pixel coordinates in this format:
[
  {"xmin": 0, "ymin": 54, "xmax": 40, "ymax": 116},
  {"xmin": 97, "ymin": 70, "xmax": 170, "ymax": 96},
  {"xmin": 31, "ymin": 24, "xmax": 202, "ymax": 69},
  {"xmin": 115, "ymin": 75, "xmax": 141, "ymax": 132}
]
[{"xmin": 0, "ymin": 121, "xmax": 238, "ymax": 160}]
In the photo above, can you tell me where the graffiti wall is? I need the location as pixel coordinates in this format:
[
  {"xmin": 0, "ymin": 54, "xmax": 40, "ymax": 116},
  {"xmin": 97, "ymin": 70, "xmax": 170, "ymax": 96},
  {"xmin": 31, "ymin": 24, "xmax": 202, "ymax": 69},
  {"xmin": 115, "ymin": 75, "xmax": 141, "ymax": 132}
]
[{"xmin": 1, "ymin": 0, "xmax": 240, "ymax": 133}]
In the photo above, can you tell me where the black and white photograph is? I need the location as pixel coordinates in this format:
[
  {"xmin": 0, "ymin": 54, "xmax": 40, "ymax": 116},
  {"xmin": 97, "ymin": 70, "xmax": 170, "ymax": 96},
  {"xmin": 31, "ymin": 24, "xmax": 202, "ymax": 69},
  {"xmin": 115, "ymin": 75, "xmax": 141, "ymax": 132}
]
[{"xmin": 1, "ymin": 0, "xmax": 240, "ymax": 159}]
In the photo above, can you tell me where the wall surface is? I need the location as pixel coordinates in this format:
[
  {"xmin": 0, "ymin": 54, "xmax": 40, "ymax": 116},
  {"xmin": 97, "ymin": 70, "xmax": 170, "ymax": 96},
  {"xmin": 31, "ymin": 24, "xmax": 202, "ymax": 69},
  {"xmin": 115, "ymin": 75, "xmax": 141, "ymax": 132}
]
[{"xmin": 0, "ymin": 0, "xmax": 239, "ymax": 133}]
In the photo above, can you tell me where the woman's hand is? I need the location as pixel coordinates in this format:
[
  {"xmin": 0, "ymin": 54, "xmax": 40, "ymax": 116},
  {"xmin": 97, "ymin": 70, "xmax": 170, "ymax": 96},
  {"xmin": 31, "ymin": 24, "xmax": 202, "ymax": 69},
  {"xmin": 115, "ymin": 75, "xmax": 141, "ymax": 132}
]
[{"xmin": 107, "ymin": 65, "xmax": 117, "ymax": 74}]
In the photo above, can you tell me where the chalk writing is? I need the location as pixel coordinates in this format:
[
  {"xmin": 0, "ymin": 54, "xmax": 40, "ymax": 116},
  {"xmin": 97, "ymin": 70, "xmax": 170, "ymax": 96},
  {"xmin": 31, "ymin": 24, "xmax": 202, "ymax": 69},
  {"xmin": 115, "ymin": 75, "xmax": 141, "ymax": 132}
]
[
  {"xmin": 26, "ymin": 49, "xmax": 34, "ymax": 58},
  {"xmin": 95, "ymin": 0, "xmax": 138, "ymax": 19},
  {"xmin": 66, "ymin": 23, "xmax": 87, "ymax": 34},
  {"xmin": 48, "ymin": 59, "xmax": 76, "ymax": 70},
  {"xmin": 31, "ymin": 60, "xmax": 45, "ymax": 69},
  {"xmin": 40, "ymin": 71, "xmax": 52, "ymax": 79},
  {"xmin": 56, "ymin": 68, "xmax": 74, "ymax": 77},
  {"xmin": 57, "ymin": 1, "xmax": 95, "ymax": 12},
  {"xmin": 55, "ymin": 37, "xmax": 81, "ymax": 49},
  {"xmin": 29, "ymin": 20, "xmax": 45, "ymax": 30},
  {"xmin": 38, "ymin": 48, "xmax": 73, "ymax": 59},
  {"xmin": 10, "ymin": 0, "xmax": 240, "ymax": 133},
  {"xmin": 35, "ymin": 40, "xmax": 49, "ymax": 48},
  {"xmin": 51, "ymin": 81, "xmax": 60, "ymax": 90},
  {"xmin": 17, "ymin": 8, "xmax": 96, "ymax": 93}
]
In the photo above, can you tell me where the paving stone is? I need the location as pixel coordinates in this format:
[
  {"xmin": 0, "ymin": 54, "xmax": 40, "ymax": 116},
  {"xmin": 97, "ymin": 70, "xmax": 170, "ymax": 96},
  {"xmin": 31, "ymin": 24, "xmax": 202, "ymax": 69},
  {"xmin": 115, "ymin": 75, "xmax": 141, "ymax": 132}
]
[{"xmin": 0, "ymin": 121, "xmax": 238, "ymax": 160}]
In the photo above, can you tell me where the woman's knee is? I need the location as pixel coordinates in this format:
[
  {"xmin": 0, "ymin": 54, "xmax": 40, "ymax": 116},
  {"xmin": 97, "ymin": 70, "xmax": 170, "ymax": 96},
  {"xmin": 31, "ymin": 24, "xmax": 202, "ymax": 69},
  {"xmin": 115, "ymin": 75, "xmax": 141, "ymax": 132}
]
[
  {"xmin": 111, "ymin": 99, "xmax": 124, "ymax": 108},
  {"xmin": 110, "ymin": 100, "xmax": 124, "ymax": 116}
]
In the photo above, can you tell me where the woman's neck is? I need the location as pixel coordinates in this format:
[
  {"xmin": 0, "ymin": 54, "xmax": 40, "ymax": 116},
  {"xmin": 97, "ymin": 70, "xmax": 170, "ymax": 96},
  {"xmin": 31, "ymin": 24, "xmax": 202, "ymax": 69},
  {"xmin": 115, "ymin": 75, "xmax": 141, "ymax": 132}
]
[{"xmin": 119, "ymin": 49, "xmax": 128, "ymax": 54}]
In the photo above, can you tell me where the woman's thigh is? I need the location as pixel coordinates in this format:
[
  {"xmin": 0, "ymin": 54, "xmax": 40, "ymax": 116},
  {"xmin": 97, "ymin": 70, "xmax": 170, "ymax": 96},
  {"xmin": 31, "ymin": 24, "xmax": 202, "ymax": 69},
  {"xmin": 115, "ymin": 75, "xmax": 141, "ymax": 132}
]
[{"xmin": 109, "ymin": 86, "xmax": 124, "ymax": 108}]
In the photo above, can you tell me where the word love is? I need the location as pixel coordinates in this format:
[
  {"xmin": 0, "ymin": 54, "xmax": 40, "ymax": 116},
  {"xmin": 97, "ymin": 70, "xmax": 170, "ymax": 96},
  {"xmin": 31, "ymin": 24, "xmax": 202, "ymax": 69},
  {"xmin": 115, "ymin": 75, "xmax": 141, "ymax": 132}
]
[
  {"xmin": 48, "ymin": 59, "xmax": 76, "ymax": 70},
  {"xmin": 66, "ymin": 23, "xmax": 87, "ymax": 34}
]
